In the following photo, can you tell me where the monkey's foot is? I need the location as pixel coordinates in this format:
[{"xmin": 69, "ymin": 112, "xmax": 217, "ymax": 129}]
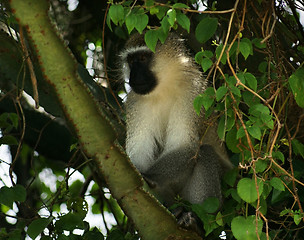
[{"xmin": 172, "ymin": 207, "xmax": 203, "ymax": 235}]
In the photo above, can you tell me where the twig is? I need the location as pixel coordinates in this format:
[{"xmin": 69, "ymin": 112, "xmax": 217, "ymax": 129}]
[
  {"xmin": 153, "ymin": 2, "xmax": 235, "ymax": 14},
  {"xmin": 102, "ymin": 3, "xmax": 123, "ymax": 112},
  {"xmin": 285, "ymin": 124, "xmax": 304, "ymax": 218},
  {"xmin": 291, "ymin": 114, "xmax": 304, "ymax": 139},
  {"xmin": 9, "ymin": 99, "xmax": 26, "ymax": 186},
  {"xmin": 19, "ymin": 26, "xmax": 39, "ymax": 109}
]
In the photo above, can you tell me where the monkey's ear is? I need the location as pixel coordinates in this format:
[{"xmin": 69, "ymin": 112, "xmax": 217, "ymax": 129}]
[{"xmin": 124, "ymin": 32, "xmax": 146, "ymax": 49}]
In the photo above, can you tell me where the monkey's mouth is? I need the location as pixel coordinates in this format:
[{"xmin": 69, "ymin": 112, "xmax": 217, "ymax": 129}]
[
  {"xmin": 130, "ymin": 82, "xmax": 155, "ymax": 95},
  {"xmin": 129, "ymin": 69, "xmax": 157, "ymax": 95}
]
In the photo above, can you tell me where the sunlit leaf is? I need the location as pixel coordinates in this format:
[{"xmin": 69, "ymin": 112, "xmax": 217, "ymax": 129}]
[
  {"xmin": 231, "ymin": 215, "xmax": 263, "ymax": 240},
  {"xmin": 237, "ymin": 178, "xmax": 264, "ymax": 203},
  {"xmin": 27, "ymin": 218, "xmax": 53, "ymax": 239},
  {"xmin": 108, "ymin": 4, "xmax": 124, "ymax": 25}
]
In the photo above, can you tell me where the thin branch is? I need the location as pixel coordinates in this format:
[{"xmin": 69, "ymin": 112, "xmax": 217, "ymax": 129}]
[
  {"xmin": 19, "ymin": 26, "xmax": 39, "ymax": 109},
  {"xmin": 102, "ymin": 3, "xmax": 123, "ymax": 112},
  {"xmin": 153, "ymin": 2, "xmax": 235, "ymax": 14},
  {"xmin": 9, "ymin": 99, "xmax": 26, "ymax": 186}
]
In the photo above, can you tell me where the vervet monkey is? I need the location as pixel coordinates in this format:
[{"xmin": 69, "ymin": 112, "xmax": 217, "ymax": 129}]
[{"xmin": 120, "ymin": 32, "xmax": 232, "ymax": 224}]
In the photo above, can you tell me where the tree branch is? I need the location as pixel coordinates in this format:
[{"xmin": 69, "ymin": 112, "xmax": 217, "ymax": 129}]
[{"xmin": 9, "ymin": 0, "xmax": 201, "ymax": 239}]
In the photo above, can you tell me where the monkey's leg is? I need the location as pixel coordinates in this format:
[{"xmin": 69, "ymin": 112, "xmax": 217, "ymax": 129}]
[
  {"xmin": 175, "ymin": 145, "xmax": 222, "ymax": 234},
  {"xmin": 181, "ymin": 145, "xmax": 222, "ymax": 204},
  {"xmin": 142, "ymin": 147, "xmax": 196, "ymax": 205}
]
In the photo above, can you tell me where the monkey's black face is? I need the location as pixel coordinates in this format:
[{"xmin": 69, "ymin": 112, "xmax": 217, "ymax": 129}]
[{"xmin": 127, "ymin": 50, "xmax": 157, "ymax": 95}]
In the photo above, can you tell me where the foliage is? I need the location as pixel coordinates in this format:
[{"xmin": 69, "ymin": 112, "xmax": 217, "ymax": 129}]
[{"xmin": 0, "ymin": 0, "xmax": 304, "ymax": 239}]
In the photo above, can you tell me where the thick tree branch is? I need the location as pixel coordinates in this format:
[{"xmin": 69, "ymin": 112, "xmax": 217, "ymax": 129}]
[{"xmin": 9, "ymin": 0, "xmax": 201, "ymax": 239}]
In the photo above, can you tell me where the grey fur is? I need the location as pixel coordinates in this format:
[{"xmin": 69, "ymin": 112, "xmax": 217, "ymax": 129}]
[{"xmin": 121, "ymin": 33, "xmax": 232, "ymax": 206}]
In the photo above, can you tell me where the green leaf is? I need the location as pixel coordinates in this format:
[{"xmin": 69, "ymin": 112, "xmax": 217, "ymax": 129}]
[
  {"xmin": 236, "ymin": 126, "xmax": 245, "ymax": 139},
  {"xmin": 244, "ymin": 72, "xmax": 257, "ymax": 92},
  {"xmin": 216, "ymin": 211, "xmax": 224, "ymax": 226},
  {"xmin": 249, "ymin": 103, "xmax": 270, "ymax": 117},
  {"xmin": 8, "ymin": 229, "xmax": 22, "ymax": 240},
  {"xmin": 226, "ymin": 188, "xmax": 242, "ymax": 202},
  {"xmin": 193, "ymin": 94, "xmax": 204, "ymax": 115},
  {"xmin": 223, "ymin": 168, "xmax": 238, "ymax": 187},
  {"xmin": 0, "ymin": 186, "xmax": 14, "ymax": 208},
  {"xmin": 156, "ymin": 28, "xmax": 168, "ymax": 44},
  {"xmin": 289, "ymin": 68, "xmax": 304, "ymax": 108},
  {"xmin": 145, "ymin": 0, "xmax": 154, "ymax": 7},
  {"xmin": 239, "ymin": 40, "xmax": 251, "ymax": 60},
  {"xmin": 270, "ymin": 177, "xmax": 285, "ymax": 192},
  {"xmin": 125, "ymin": 13, "xmax": 137, "ymax": 34},
  {"xmin": 194, "ymin": 87, "xmax": 215, "ymax": 113},
  {"xmin": 243, "ymin": 91, "xmax": 259, "ymax": 107},
  {"xmin": 291, "ymin": 139, "xmax": 304, "ymax": 158},
  {"xmin": 294, "ymin": 213, "xmax": 302, "ymax": 225},
  {"xmin": 227, "ymin": 75, "xmax": 237, "ymax": 86},
  {"xmin": 201, "ymin": 197, "xmax": 220, "ymax": 213},
  {"xmin": 272, "ymin": 151, "xmax": 285, "ymax": 163},
  {"xmin": 195, "ymin": 17, "xmax": 218, "ymax": 43},
  {"xmin": 201, "ymin": 57, "xmax": 213, "ymax": 72},
  {"xmin": 226, "ymin": 126, "xmax": 241, "ymax": 153},
  {"xmin": 230, "ymin": 85, "xmax": 241, "ymax": 97},
  {"xmin": 255, "ymin": 158, "xmax": 268, "ymax": 173},
  {"xmin": 172, "ymin": 3, "xmax": 190, "ymax": 9},
  {"xmin": 156, "ymin": 6, "xmax": 169, "ymax": 19},
  {"xmin": 55, "ymin": 213, "xmax": 85, "ymax": 232},
  {"xmin": 0, "ymin": 135, "xmax": 18, "ymax": 145},
  {"xmin": 176, "ymin": 12, "xmax": 190, "ymax": 33},
  {"xmin": 149, "ymin": 7, "xmax": 159, "ymax": 15},
  {"xmin": 135, "ymin": 14, "xmax": 148, "ymax": 33},
  {"xmin": 252, "ymin": 38, "xmax": 266, "ymax": 49},
  {"xmin": 12, "ymin": 184, "xmax": 26, "ymax": 202},
  {"xmin": 248, "ymin": 124, "xmax": 261, "ymax": 140},
  {"xmin": 280, "ymin": 209, "xmax": 290, "ymax": 216},
  {"xmin": 216, "ymin": 86, "xmax": 228, "ymax": 101},
  {"xmin": 241, "ymin": 38, "xmax": 253, "ymax": 55},
  {"xmin": 202, "ymin": 50, "xmax": 213, "ymax": 58},
  {"xmin": 0, "ymin": 185, "xmax": 26, "ymax": 208},
  {"xmin": 166, "ymin": 9, "xmax": 176, "ymax": 27},
  {"xmin": 27, "ymin": 218, "xmax": 53, "ymax": 239},
  {"xmin": 237, "ymin": 178, "xmax": 264, "ymax": 203},
  {"xmin": 106, "ymin": 13, "xmax": 112, "ymax": 31},
  {"xmin": 144, "ymin": 30, "xmax": 159, "ymax": 52},
  {"xmin": 191, "ymin": 205, "xmax": 219, "ymax": 235},
  {"xmin": 195, "ymin": 51, "xmax": 203, "ymax": 64},
  {"xmin": 108, "ymin": 4, "xmax": 124, "ymax": 25},
  {"xmin": 83, "ymin": 228, "xmax": 104, "ymax": 239},
  {"xmin": 226, "ymin": 114, "xmax": 235, "ymax": 131},
  {"xmin": 215, "ymin": 44, "xmax": 227, "ymax": 64},
  {"xmin": 160, "ymin": 17, "xmax": 170, "ymax": 35},
  {"xmin": 217, "ymin": 116, "xmax": 225, "ymax": 140},
  {"xmin": 8, "ymin": 113, "xmax": 19, "ymax": 129},
  {"xmin": 258, "ymin": 62, "xmax": 268, "ymax": 74},
  {"xmin": 236, "ymin": 72, "xmax": 246, "ymax": 85},
  {"xmin": 231, "ymin": 215, "xmax": 263, "ymax": 240}
]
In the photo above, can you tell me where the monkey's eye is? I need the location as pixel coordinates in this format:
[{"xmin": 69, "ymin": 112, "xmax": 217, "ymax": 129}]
[
  {"xmin": 139, "ymin": 54, "xmax": 148, "ymax": 62},
  {"xmin": 127, "ymin": 50, "xmax": 153, "ymax": 68}
]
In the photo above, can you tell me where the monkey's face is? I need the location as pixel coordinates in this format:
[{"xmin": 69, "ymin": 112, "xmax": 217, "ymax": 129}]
[{"xmin": 126, "ymin": 50, "xmax": 157, "ymax": 95}]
